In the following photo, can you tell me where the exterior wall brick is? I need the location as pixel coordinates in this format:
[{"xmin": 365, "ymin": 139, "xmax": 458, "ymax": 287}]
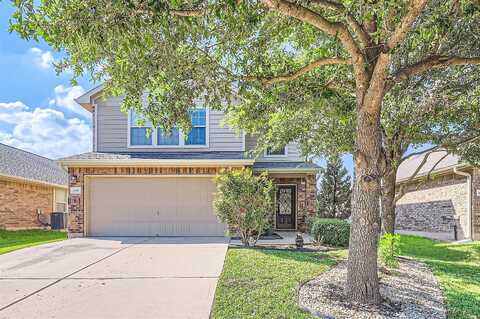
[
  {"xmin": 472, "ymin": 168, "xmax": 480, "ymax": 240},
  {"xmin": 68, "ymin": 166, "xmax": 237, "ymax": 235},
  {"xmin": 68, "ymin": 167, "xmax": 317, "ymax": 235},
  {"xmin": 271, "ymin": 174, "xmax": 317, "ymax": 232},
  {"xmin": 396, "ymin": 173, "xmax": 469, "ymax": 239},
  {"xmin": 0, "ymin": 179, "xmax": 54, "ymax": 230}
]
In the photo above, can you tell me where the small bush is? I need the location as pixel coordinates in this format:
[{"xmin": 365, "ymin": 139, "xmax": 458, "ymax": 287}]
[
  {"xmin": 309, "ymin": 218, "xmax": 350, "ymax": 247},
  {"xmin": 379, "ymin": 233, "xmax": 401, "ymax": 268},
  {"xmin": 214, "ymin": 168, "xmax": 275, "ymax": 247}
]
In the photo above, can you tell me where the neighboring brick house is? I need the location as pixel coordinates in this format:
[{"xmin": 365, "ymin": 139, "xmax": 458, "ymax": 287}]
[
  {"xmin": 396, "ymin": 151, "xmax": 480, "ymax": 241},
  {"xmin": 0, "ymin": 143, "xmax": 68, "ymax": 230},
  {"xmin": 58, "ymin": 85, "xmax": 318, "ymax": 237}
]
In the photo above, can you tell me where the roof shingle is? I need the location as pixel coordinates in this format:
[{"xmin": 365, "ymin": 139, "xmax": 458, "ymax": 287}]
[{"xmin": 0, "ymin": 143, "xmax": 68, "ymax": 186}]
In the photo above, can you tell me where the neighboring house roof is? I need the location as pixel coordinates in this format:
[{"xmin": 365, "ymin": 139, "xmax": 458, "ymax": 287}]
[
  {"xmin": 396, "ymin": 150, "xmax": 463, "ymax": 183},
  {"xmin": 0, "ymin": 143, "xmax": 68, "ymax": 187},
  {"xmin": 253, "ymin": 161, "xmax": 320, "ymax": 173},
  {"xmin": 59, "ymin": 151, "xmax": 255, "ymax": 167}
]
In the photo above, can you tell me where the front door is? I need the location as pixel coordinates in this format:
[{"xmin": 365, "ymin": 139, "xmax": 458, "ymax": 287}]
[{"xmin": 276, "ymin": 185, "xmax": 296, "ymax": 230}]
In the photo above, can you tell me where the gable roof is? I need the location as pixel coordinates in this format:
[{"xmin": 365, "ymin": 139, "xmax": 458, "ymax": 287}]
[
  {"xmin": 75, "ymin": 84, "xmax": 104, "ymax": 111},
  {"xmin": 396, "ymin": 150, "xmax": 463, "ymax": 183},
  {"xmin": 0, "ymin": 143, "xmax": 68, "ymax": 187}
]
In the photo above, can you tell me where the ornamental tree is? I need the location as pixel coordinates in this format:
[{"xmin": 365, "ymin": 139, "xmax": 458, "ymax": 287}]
[
  {"xmin": 11, "ymin": 0, "xmax": 480, "ymax": 304},
  {"xmin": 213, "ymin": 169, "xmax": 275, "ymax": 247}
]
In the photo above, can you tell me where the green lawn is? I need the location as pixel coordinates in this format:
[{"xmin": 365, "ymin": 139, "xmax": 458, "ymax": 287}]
[
  {"xmin": 211, "ymin": 247, "xmax": 343, "ymax": 319},
  {"xmin": 0, "ymin": 229, "xmax": 67, "ymax": 255},
  {"xmin": 399, "ymin": 235, "xmax": 480, "ymax": 319}
]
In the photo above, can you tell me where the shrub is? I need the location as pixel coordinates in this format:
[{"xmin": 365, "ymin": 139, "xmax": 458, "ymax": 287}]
[
  {"xmin": 379, "ymin": 233, "xmax": 401, "ymax": 268},
  {"xmin": 214, "ymin": 168, "xmax": 275, "ymax": 247},
  {"xmin": 309, "ymin": 218, "xmax": 350, "ymax": 247}
]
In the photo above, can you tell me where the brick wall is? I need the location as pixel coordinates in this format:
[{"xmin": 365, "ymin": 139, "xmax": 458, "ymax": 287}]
[
  {"xmin": 0, "ymin": 179, "xmax": 54, "ymax": 230},
  {"xmin": 472, "ymin": 168, "xmax": 480, "ymax": 240},
  {"xmin": 396, "ymin": 173, "xmax": 469, "ymax": 239},
  {"xmin": 68, "ymin": 167, "xmax": 317, "ymax": 236},
  {"xmin": 271, "ymin": 174, "xmax": 317, "ymax": 232},
  {"xmin": 68, "ymin": 166, "xmax": 234, "ymax": 236}
]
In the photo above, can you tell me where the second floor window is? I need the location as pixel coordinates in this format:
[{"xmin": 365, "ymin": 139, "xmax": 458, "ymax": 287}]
[
  {"xmin": 186, "ymin": 109, "xmax": 206, "ymax": 145},
  {"xmin": 129, "ymin": 109, "xmax": 207, "ymax": 147},
  {"xmin": 266, "ymin": 146, "xmax": 287, "ymax": 156}
]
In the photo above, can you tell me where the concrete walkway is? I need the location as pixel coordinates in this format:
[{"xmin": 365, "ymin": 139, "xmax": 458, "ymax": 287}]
[{"xmin": 0, "ymin": 237, "xmax": 229, "ymax": 319}]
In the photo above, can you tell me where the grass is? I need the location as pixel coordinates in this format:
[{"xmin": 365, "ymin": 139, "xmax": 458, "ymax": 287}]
[
  {"xmin": 399, "ymin": 235, "xmax": 480, "ymax": 319},
  {"xmin": 211, "ymin": 247, "xmax": 344, "ymax": 319},
  {"xmin": 0, "ymin": 229, "xmax": 67, "ymax": 255}
]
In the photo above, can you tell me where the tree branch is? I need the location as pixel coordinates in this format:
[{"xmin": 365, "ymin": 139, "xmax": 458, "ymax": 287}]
[
  {"xmin": 386, "ymin": 0, "xmax": 429, "ymax": 50},
  {"xmin": 310, "ymin": 0, "xmax": 371, "ymax": 48},
  {"xmin": 389, "ymin": 55, "xmax": 480, "ymax": 85},
  {"xmin": 250, "ymin": 57, "xmax": 351, "ymax": 85},
  {"xmin": 394, "ymin": 148, "xmax": 443, "ymax": 203},
  {"xmin": 260, "ymin": 0, "xmax": 368, "ymax": 87},
  {"xmin": 170, "ymin": 9, "xmax": 206, "ymax": 17},
  {"xmin": 398, "ymin": 144, "xmax": 441, "ymax": 165}
]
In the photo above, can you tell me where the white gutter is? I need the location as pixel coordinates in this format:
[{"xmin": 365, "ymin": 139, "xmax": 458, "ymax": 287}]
[
  {"xmin": 0, "ymin": 173, "xmax": 67, "ymax": 189},
  {"xmin": 453, "ymin": 166, "xmax": 472, "ymax": 240},
  {"xmin": 58, "ymin": 158, "xmax": 255, "ymax": 168}
]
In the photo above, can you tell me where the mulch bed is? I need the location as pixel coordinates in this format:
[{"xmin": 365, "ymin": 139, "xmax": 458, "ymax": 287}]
[{"xmin": 298, "ymin": 258, "xmax": 447, "ymax": 319}]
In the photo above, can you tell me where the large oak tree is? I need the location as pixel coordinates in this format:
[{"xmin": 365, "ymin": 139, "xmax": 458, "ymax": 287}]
[{"xmin": 11, "ymin": 0, "xmax": 480, "ymax": 303}]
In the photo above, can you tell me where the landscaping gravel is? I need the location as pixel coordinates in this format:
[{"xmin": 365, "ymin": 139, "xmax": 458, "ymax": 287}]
[{"xmin": 298, "ymin": 258, "xmax": 447, "ymax": 319}]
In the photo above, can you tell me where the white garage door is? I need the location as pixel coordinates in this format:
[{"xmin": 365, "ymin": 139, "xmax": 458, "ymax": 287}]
[{"xmin": 88, "ymin": 177, "xmax": 226, "ymax": 236}]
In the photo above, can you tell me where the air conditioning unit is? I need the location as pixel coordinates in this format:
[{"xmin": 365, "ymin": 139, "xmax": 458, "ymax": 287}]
[{"xmin": 50, "ymin": 212, "xmax": 67, "ymax": 230}]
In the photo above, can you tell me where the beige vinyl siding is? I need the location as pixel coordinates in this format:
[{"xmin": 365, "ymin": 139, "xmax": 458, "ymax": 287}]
[
  {"xmin": 95, "ymin": 97, "xmax": 243, "ymax": 152},
  {"xmin": 245, "ymin": 135, "xmax": 303, "ymax": 162}
]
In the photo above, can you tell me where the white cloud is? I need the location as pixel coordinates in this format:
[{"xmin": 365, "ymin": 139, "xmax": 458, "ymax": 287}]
[
  {"xmin": 29, "ymin": 47, "xmax": 55, "ymax": 70},
  {"xmin": 0, "ymin": 104, "xmax": 91, "ymax": 159},
  {"xmin": 52, "ymin": 85, "xmax": 89, "ymax": 117},
  {"xmin": 0, "ymin": 101, "xmax": 29, "ymax": 112}
]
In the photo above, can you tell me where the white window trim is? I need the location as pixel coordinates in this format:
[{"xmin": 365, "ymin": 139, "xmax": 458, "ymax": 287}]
[
  {"xmin": 127, "ymin": 109, "xmax": 210, "ymax": 149},
  {"xmin": 264, "ymin": 145, "xmax": 288, "ymax": 158}
]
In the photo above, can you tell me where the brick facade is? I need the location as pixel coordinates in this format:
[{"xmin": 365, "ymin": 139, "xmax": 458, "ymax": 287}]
[
  {"xmin": 395, "ymin": 171, "xmax": 477, "ymax": 240},
  {"xmin": 472, "ymin": 169, "xmax": 480, "ymax": 240},
  {"xmin": 0, "ymin": 179, "xmax": 54, "ymax": 230},
  {"xmin": 68, "ymin": 166, "xmax": 225, "ymax": 235},
  {"xmin": 67, "ymin": 167, "xmax": 317, "ymax": 236},
  {"xmin": 271, "ymin": 174, "xmax": 317, "ymax": 232}
]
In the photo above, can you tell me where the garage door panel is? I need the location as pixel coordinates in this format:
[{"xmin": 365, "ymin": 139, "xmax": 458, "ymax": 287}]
[{"xmin": 88, "ymin": 177, "xmax": 225, "ymax": 237}]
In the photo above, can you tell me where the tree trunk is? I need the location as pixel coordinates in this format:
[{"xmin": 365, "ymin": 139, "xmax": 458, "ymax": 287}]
[
  {"xmin": 381, "ymin": 167, "xmax": 397, "ymax": 234},
  {"xmin": 345, "ymin": 109, "xmax": 382, "ymax": 304}
]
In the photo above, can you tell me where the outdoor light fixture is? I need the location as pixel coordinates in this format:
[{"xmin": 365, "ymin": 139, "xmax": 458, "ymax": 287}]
[{"xmin": 295, "ymin": 233, "xmax": 304, "ymax": 250}]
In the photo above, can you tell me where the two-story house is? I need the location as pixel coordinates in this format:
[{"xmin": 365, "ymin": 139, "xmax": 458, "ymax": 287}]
[{"xmin": 59, "ymin": 86, "xmax": 319, "ymax": 237}]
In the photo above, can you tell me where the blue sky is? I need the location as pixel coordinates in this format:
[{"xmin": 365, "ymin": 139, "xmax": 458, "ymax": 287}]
[
  {"xmin": 0, "ymin": 2, "xmax": 354, "ymax": 174},
  {"xmin": 0, "ymin": 2, "xmax": 93, "ymax": 159}
]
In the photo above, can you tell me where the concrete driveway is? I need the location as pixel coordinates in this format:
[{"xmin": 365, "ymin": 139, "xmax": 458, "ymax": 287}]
[{"xmin": 0, "ymin": 237, "xmax": 229, "ymax": 319}]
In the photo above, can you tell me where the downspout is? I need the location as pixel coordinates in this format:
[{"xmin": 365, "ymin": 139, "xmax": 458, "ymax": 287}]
[{"xmin": 453, "ymin": 166, "xmax": 472, "ymax": 240}]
